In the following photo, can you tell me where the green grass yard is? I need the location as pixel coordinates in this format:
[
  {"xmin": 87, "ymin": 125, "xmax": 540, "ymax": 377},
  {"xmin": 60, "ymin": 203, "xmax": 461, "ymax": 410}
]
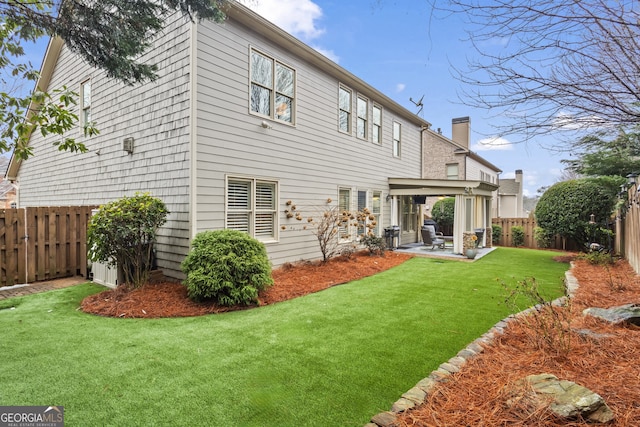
[{"xmin": 0, "ymin": 248, "xmax": 569, "ymax": 426}]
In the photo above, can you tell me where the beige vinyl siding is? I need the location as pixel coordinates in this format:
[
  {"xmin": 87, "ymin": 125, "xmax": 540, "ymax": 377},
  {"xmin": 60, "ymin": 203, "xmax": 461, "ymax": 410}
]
[
  {"xmin": 15, "ymin": 12, "xmax": 192, "ymax": 278},
  {"xmin": 194, "ymin": 18, "xmax": 423, "ymax": 266},
  {"xmin": 466, "ymin": 158, "xmax": 497, "ymax": 182}
]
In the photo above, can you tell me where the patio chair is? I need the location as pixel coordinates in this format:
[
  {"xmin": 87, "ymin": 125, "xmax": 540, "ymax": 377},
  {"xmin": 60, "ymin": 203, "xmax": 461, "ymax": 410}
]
[{"xmin": 421, "ymin": 225, "xmax": 446, "ymax": 250}]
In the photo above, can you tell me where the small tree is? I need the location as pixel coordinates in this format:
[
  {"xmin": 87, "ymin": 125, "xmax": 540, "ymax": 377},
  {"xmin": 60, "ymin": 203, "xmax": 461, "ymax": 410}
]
[
  {"xmin": 284, "ymin": 199, "xmax": 376, "ymax": 261},
  {"xmin": 88, "ymin": 193, "xmax": 168, "ymax": 288}
]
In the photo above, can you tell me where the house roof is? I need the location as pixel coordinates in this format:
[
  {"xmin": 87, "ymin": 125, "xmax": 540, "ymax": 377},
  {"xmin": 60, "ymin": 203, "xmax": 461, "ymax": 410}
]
[
  {"xmin": 0, "ymin": 156, "xmax": 15, "ymax": 198},
  {"xmin": 226, "ymin": 2, "xmax": 432, "ymax": 129},
  {"xmin": 6, "ymin": 37, "xmax": 63, "ymax": 181},
  {"xmin": 388, "ymin": 177, "xmax": 499, "ymax": 197},
  {"xmin": 6, "ymin": 1, "xmax": 432, "ymax": 181},
  {"xmin": 499, "ymin": 178, "xmax": 520, "ymax": 195},
  {"xmin": 468, "ymin": 151, "xmax": 502, "ymax": 173}
]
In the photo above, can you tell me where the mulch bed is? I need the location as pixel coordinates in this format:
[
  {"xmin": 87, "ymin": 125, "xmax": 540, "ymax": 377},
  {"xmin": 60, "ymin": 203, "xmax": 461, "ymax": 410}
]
[
  {"xmin": 396, "ymin": 257, "xmax": 640, "ymax": 426},
  {"xmin": 80, "ymin": 250, "xmax": 413, "ymax": 318},
  {"xmin": 80, "ymin": 251, "xmax": 640, "ymax": 426}
]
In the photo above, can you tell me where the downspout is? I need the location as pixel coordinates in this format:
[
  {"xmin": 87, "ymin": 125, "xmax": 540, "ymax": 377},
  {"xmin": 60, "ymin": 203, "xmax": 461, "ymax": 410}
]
[{"xmin": 189, "ymin": 19, "xmax": 198, "ymax": 241}]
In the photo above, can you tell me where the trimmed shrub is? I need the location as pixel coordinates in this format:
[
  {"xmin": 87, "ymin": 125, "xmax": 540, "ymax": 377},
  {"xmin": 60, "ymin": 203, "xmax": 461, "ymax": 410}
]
[
  {"xmin": 534, "ymin": 226, "xmax": 552, "ymax": 248},
  {"xmin": 181, "ymin": 230, "xmax": 273, "ymax": 305},
  {"xmin": 512, "ymin": 226, "xmax": 525, "ymax": 247},
  {"xmin": 492, "ymin": 224, "xmax": 502, "ymax": 245},
  {"xmin": 88, "ymin": 192, "xmax": 168, "ymax": 288},
  {"xmin": 535, "ymin": 178, "xmax": 622, "ymax": 249},
  {"xmin": 360, "ymin": 235, "xmax": 386, "ymax": 256}
]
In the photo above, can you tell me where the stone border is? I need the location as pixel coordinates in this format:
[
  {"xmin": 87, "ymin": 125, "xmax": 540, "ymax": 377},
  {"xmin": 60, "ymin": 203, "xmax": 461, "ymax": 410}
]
[{"xmin": 365, "ymin": 263, "xmax": 579, "ymax": 427}]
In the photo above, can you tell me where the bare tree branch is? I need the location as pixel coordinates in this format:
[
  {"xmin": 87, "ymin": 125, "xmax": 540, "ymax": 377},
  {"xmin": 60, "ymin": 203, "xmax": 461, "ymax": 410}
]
[{"xmin": 434, "ymin": 0, "xmax": 640, "ymax": 142}]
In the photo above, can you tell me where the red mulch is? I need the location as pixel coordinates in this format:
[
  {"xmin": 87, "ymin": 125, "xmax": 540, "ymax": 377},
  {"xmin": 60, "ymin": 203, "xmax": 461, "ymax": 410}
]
[
  {"xmin": 80, "ymin": 251, "xmax": 413, "ymax": 318},
  {"xmin": 397, "ymin": 257, "xmax": 640, "ymax": 427}
]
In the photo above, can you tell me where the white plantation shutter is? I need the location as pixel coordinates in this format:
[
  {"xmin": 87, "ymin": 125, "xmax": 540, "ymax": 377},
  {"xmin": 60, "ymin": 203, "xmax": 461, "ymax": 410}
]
[
  {"xmin": 255, "ymin": 182, "xmax": 276, "ymax": 238},
  {"xmin": 227, "ymin": 180, "xmax": 251, "ymax": 232},
  {"xmin": 226, "ymin": 178, "xmax": 277, "ymax": 240}
]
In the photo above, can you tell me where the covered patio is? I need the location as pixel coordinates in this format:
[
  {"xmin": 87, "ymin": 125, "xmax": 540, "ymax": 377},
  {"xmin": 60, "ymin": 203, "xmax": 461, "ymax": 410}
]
[{"xmin": 387, "ymin": 178, "xmax": 499, "ymax": 255}]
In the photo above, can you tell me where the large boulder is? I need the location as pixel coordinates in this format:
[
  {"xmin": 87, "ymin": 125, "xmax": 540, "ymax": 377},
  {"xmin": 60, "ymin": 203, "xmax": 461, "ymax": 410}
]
[
  {"xmin": 504, "ymin": 373, "xmax": 614, "ymax": 423},
  {"xmin": 583, "ymin": 303, "xmax": 640, "ymax": 326}
]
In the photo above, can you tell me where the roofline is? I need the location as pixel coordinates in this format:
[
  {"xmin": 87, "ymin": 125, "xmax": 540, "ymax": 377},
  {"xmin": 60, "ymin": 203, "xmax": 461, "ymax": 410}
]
[
  {"xmin": 6, "ymin": 1, "xmax": 433, "ymax": 180},
  {"xmin": 424, "ymin": 128, "xmax": 469, "ymax": 153},
  {"xmin": 6, "ymin": 36, "xmax": 63, "ymax": 181},
  {"xmin": 467, "ymin": 151, "xmax": 503, "ymax": 173},
  {"xmin": 226, "ymin": 1, "xmax": 432, "ymax": 130},
  {"xmin": 388, "ymin": 177, "xmax": 499, "ymax": 197}
]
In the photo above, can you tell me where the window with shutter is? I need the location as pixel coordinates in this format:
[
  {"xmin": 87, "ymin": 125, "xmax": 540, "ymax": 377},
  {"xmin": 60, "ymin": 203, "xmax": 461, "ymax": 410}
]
[{"xmin": 226, "ymin": 177, "xmax": 278, "ymax": 241}]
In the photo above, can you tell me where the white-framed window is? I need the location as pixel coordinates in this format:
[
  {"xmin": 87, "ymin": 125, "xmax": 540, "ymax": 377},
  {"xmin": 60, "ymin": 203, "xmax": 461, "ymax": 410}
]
[
  {"xmin": 447, "ymin": 164, "xmax": 459, "ymax": 180},
  {"xmin": 226, "ymin": 177, "xmax": 278, "ymax": 241},
  {"xmin": 356, "ymin": 96, "xmax": 368, "ymax": 140},
  {"xmin": 372, "ymin": 104, "xmax": 382, "ymax": 144},
  {"xmin": 371, "ymin": 191, "xmax": 382, "ymax": 236},
  {"xmin": 250, "ymin": 48, "xmax": 295, "ymax": 124},
  {"xmin": 357, "ymin": 190, "xmax": 367, "ymax": 236},
  {"xmin": 338, "ymin": 85, "xmax": 352, "ymax": 133},
  {"xmin": 393, "ymin": 121, "xmax": 401, "ymax": 157},
  {"xmin": 401, "ymin": 195, "xmax": 416, "ymax": 233},
  {"xmin": 80, "ymin": 79, "xmax": 91, "ymax": 130},
  {"xmin": 338, "ymin": 187, "xmax": 351, "ymax": 238}
]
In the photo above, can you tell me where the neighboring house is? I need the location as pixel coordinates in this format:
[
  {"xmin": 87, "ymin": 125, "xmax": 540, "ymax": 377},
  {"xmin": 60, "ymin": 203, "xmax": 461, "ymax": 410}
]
[
  {"xmin": 6, "ymin": 2, "xmax": 497, "ymax": 278},
  {"xmin": 495, "ymin": 169, "xmax": 527, "ymax": 218},
  {"xmin": 0, "ymin": 157, "xmax": 16, "ymax": 208},
  {"xmin": 389, "ymin": 116, "xmax": 501, "ymax": 250}
]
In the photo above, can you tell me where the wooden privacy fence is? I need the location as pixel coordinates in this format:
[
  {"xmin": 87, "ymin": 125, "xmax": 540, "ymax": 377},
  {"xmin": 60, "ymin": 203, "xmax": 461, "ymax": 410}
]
[
  {"xmin": 621, "ymin": 201, "xmax": 640, "ymax": 274},
  {"xmin": 0, "ymin": 206, "xmax": 95, "ymax": 287},
  {"xmin": 491, "ymin": 217, "xmax": 579, "ymax": 251}
]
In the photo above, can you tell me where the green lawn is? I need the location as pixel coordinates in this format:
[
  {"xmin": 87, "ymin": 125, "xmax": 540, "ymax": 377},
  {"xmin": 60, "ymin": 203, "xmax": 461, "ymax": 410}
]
[{"xmin": 0, "ymin": 248, "xmax": 569, "ymax": 426}]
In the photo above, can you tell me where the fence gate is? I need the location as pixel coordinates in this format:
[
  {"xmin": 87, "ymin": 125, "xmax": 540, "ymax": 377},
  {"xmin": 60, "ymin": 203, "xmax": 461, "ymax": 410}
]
[{"xmin": 0, "ymin": 206, "xmax": 94, "ymax": 287}]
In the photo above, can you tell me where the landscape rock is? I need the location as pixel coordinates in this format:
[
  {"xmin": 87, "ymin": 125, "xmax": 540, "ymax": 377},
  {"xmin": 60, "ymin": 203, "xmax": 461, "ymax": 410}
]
[
  {"xmin": 583, "ymin": 303, "xmax": 640, "ymax": 326},
  {"xmin": 370, "ymin": 411, "xmax": 398, "ymax": 427},
  {"xmin": 504, "ymin": 373, "xmax": 614, "ymax": 423}
]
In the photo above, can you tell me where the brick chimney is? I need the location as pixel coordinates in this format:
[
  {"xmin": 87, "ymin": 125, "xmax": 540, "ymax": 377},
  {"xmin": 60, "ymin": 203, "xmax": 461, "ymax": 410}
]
[{"xmin": 452, "ymin": 116, "xmax": 470, "ymax": 149}]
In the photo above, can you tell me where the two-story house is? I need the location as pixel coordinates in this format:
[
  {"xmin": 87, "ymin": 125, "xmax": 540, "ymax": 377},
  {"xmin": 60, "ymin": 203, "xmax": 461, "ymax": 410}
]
[{"xmin": 6, "ymin": 2, "xmax": 438, "ymax": 279}]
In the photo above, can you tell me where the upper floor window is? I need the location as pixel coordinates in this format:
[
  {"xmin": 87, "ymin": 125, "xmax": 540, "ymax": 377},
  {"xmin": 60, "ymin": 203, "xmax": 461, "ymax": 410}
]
[
  {"xmin": 392, "ymin": 121, "xmax": 401, "ymax": 157},
  {"xmin": 250, "ymin": 49, "xmax": 295, "ymax": 124},
  {"xmin": 80, "ymin": 80, "xmax": 91, "ymax": 129},
  {"xmin": 372, "ymin": 104, "xmax": 382, "ymax": 144},
  {"xmin": 356, "ymin": 96, "xmax": 368, "ymax": 139},
  {"xmin": 338, "ymin": 85, "xmax": 352, "ymax": 133},
  {"xmin": 447, "ymin": 164, "xmax": 459, "ymax": 180},
  {"xmin": 227, "ymin": 177, "xmax": 278, "ymax": 241}
]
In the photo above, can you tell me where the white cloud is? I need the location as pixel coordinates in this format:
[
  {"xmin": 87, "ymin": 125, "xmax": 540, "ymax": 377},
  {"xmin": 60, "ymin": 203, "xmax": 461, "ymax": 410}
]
[
  {"xmin": 396, "ymin": 83, "xmax": 406, "ymax": 93},
  {"xmin": 551, "ymin": 111, "xmax": 611, "ymax": 131},
  {"xmin": 238, "ymin": 0, "xmax": 325, "ymax": 41},
  {"xmin": 311, "ymin": 45, "xmax": 339, "ymax": 63},
  {"xmin": 472, "ymin": 136, "xmax": 514, "ymax": 151}
]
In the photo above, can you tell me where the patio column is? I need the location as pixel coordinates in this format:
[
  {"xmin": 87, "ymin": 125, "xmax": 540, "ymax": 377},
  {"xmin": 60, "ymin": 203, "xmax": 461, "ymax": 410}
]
[
  {"xmin": 453, "ymin": 195, "xmax": 465, "ymax": 254},
  {"xmin": 390, "ymin": 195, "xmax": 398, "ymax": 226}
]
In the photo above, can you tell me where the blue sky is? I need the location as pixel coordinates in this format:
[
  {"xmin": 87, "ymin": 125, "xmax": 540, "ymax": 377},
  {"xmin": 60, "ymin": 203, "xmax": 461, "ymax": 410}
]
[
  {"xmin": 238, "ymin": 0, "xmax": 569, "ymax": 196},
  {"xmin": 13, "ymin": 0, "xmax": 569, "ymax": 195}
]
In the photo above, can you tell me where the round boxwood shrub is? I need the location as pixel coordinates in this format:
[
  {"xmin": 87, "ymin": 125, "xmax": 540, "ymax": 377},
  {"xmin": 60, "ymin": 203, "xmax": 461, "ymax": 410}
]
[{"xmin": 181, "ymin": 230, "xmax": 273, "ymax": 305}]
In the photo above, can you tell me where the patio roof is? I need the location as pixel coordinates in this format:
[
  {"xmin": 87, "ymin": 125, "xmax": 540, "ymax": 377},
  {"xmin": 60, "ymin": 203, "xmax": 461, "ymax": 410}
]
[{"xmin": 388, "ymin": 178, "xmax": 499, "ymax": 197}]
